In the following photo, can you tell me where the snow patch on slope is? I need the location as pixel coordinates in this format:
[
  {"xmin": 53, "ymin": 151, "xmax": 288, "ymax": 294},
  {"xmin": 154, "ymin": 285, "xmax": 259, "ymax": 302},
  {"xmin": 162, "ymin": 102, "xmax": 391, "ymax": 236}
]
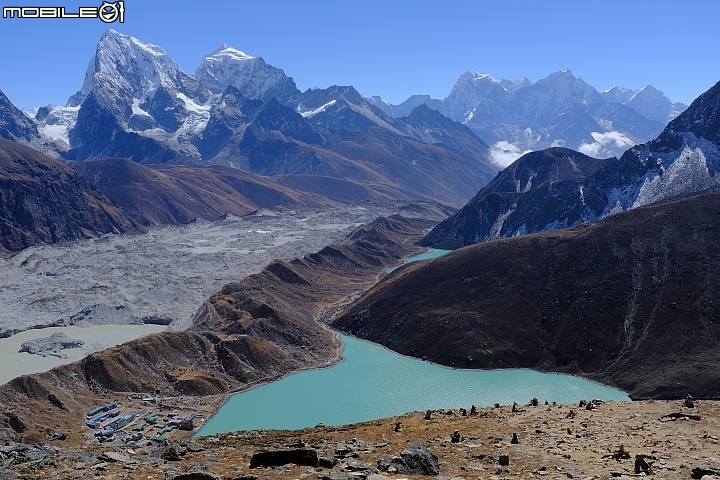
[
  {"xmin": 34, "ymin": 105, "xmax": 80, "ymax": 144},
  {"xmin": 173, "ymin": 93, "xmax": 211, "ymax": 140},
  {"xmin": 634, "ymin": 138, "xmax": 720, "ymax": 207},
  {"xmin": 299, "ymin": 100, "xmax": 337, "ymax": 118}
]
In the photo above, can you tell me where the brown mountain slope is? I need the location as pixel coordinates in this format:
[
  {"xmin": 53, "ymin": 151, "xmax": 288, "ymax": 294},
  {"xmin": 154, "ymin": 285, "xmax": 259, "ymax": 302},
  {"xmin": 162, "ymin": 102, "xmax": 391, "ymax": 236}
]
[
  {"xmin": 0, "ymin": 139, "xmax": 134, "ymax": 255},
  {"xmin": 70, "ymin": 158, "xmax": 336, "ymax": 226},
  {"xmin": 272, "ymin": 174, "xmax": 399, "ymax": 203},
  {"xmin": 0, "ymin": 215, "xmax": 434, "ymax": 447},
  {"xmin": 334, "ymin": 194, "xmax": 720, "ymax": 400}
]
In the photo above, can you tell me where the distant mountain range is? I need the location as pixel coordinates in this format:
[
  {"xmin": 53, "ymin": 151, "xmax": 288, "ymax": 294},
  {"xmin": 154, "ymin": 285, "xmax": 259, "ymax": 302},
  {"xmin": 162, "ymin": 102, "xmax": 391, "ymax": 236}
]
[
  {"xmin": 0, "ymin": 28, "xmax": 709, "ymax": 255},
  {"xmin": 422, "ymin": 79, "xmax": 720, "ymax": 249},
  {"xmin": 370, "ymin": 71, "xmax": 687, "ymax": 163},
  {"xmin": 2, "ymin": 29, "xmax": 688, "ymax": 207},
  {"xmin": 17, "ymin": 30, "xmax": 497, "ymax": 206}
]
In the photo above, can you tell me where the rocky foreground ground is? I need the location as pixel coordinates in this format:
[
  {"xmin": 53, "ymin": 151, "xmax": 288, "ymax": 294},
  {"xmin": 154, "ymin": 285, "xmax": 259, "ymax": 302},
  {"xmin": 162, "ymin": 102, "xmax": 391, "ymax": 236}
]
[{"xmin": 3, "ymin": 399, "xmax": 719, "ymax": 480}]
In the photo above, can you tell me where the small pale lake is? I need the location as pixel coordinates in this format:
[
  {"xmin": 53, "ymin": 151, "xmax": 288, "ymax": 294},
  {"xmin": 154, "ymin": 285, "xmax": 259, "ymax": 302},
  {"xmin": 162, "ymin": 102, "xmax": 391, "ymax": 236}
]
[
  {"xmin": 198, "ymin": 335, "xmax": 629, "ymax": 435},
  {"xmin": 0, "ymin": 324, "xmax": 167, "ymax": 385},
  {"xmin": 386, "ymin": 248, "xmax": 452, "ymax": 273}
]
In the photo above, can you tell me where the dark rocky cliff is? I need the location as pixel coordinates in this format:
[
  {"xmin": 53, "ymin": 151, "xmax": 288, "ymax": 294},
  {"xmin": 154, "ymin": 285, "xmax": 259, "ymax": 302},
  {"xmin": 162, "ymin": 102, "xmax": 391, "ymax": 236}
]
[
  {"xmin": 421, "ymin": 147, "xmax": 611, "ymax": 248},
  {"xmin": 0, "ymin": 139, "xmax": 134, "ymax": 254},
  {"xmin": 0, "ymin": 89, "xmax": 39, "ymax": 143}
]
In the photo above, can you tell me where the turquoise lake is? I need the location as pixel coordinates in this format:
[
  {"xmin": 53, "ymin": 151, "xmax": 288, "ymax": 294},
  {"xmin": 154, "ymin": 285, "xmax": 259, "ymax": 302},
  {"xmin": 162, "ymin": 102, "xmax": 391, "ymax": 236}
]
[
  {"xmin": 386, "ymin": 248, "xmax": 452, "ymax": 273},
  {"xmin": 198, "ymin": 335, "xmax": 629, "ymax": 435}
]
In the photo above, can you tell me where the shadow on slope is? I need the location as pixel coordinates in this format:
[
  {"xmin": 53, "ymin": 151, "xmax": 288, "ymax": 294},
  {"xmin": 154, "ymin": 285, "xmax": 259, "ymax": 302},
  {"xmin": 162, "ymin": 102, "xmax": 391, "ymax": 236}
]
[{"xmin": 335, "ymin": 194, "xmax": 720, "ymax": 400}]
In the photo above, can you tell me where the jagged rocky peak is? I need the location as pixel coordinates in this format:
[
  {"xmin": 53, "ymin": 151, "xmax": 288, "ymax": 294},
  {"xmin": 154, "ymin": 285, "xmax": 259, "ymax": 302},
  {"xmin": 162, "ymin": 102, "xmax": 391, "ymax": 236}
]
[
  {"xmin": 448, "ymin": 71, "xmax": 533, "ymax": 95},
  {"xmin": 297, "ymin": 85, "xmax": 367, "ymax": 110},
  {"xmin": 519, "ymin": 70, "xmax": 602, "ymax": 118},
  {"xmin": 0, "ymin": 89, "xmax": 39, "ymax": 143},
  {"xmin": 654, "ymin": 79, "xmax": 720, "ymax": 149},
  {"xmin": 499, "ymin": 76, "xmax": 532, "ymax": 92},
  {"xmin": 602, "ymin": 86, "xmax": 636, "ymax": 104},
  {"xmin": 67, "ymin": 28, "xmax": 196, "ymax": 107},
  {"xmin": 532, "ymin": 69, "xmax": 594, "ymax": 98},
  {"xmin": 195, "ymin": 44, "xmax": 298, "ymax": 103},
  {"xmin": 449, "ymin": 71, "xmax": 510, "ymax": 97},
  {"xmin": 602, "ymin": 84, "xmax": 687, "ymax": 124}
]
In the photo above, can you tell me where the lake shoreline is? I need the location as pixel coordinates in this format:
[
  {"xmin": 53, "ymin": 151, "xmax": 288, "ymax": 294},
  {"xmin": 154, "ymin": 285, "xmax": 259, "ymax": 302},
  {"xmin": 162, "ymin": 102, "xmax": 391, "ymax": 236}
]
[
  {"xmin": 198, "ymin": 333, "xmax": 629, "ymax": 435},
  {"xmin": 0, "ymin": 324, "xmax": 168, "ymax": 385}
]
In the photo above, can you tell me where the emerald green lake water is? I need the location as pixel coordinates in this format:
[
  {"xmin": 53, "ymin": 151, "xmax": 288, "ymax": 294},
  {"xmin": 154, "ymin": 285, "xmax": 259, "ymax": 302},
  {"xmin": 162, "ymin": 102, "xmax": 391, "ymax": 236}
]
[{"xmin": 198, "ymin": 335, "xmax": 629, "ymax": 435}]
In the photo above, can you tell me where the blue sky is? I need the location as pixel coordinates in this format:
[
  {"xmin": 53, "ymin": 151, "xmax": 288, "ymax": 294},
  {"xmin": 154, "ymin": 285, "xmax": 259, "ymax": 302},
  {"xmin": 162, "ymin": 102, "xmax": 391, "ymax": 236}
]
[{"xmin": 1, "ymin": 0, "xmax": 719, "ymax": 109}]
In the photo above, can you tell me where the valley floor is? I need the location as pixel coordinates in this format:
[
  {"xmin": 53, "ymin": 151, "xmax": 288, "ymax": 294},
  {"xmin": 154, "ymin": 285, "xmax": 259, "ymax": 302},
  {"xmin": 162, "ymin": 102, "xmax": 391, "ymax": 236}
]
[
  {"xmin": 0, "ymin": 204, "xmax": 398, "ymax": 339},
  {"xmin": 7, "ymin": 399, "xmax": 720, "ymax": 480}
]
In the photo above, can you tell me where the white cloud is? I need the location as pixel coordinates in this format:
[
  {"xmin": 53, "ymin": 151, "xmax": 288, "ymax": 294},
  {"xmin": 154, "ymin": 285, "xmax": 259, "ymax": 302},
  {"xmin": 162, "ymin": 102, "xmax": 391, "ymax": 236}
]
[
  {"xmin": 489, "ymin": 141, "xmax": 532, "ymax": 167},
  {"xmin": 578, "ymin": 131, "xmax": 635, "ymax": 158}
]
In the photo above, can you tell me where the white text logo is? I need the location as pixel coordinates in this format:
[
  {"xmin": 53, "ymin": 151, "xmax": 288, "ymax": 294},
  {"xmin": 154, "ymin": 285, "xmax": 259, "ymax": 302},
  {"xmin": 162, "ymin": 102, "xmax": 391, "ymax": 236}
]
[{"xmin": 3, "ymin": 1, "xmax": 125, "ymax": 23}]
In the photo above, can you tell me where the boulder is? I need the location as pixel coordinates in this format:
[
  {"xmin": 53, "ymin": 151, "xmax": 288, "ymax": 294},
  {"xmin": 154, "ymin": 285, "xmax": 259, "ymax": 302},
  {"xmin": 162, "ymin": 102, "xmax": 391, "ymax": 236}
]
[
  {"xmin": 692, "ymin": 467, "xmax": 720, "ymax": 479},
  {"xmin": 182, "ymin": 443, "xmax": 206, "ymax": 453},
  {"xmin": 4, "ymin": 415, "xmax": 26, "ymax": 434},
  {"xmin": 318, "ymin": 456, "xmax": 338, "ymax": 468},
  {"xmin": 160, "ymin": 445, "xmax": 185, "ymax": 461},
  {"xmin": 377, "ymin": 440, "xmax": 439, "ymax": 476},
  {"xmin": 249, "ymin": 449, "xmax": 319, "ymax": 468},
  {"xmin": 634, "ymin": 456, "xmax": 651, "ymax": 474},
  {"xmin": 98, "ymin": 452, "xmax": 132, "ymax": 463},
  {"xmin": 168, "ymin": 473, "xmax": 220, "ymax": 480}
]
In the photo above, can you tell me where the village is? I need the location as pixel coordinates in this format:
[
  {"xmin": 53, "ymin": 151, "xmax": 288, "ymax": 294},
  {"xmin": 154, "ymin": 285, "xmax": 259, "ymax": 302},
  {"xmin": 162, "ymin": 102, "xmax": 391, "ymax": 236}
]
[{"xmin": 82, "ymin": 394, "xmax": 207, "ymax": 447}]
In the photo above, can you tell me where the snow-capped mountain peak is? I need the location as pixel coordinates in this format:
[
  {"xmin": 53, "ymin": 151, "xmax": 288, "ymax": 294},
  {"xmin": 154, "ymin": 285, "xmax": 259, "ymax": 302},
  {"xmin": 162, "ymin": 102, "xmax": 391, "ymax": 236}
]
[
  {"xmin": 602, "ymin": 86, "xmax": 635, "ymax": 104},
  {"xmin": 67, "ymin": 29, "xmax": 196, "ymax": 107},
  {"xmin": 194, "ymin": 45, "xmax": 298, "ymax": 103},
  {"xmin": 600, "ymin": 84, "xmax": 687, "ymax": 124},
  {"xmin": 206, "ymin": 44, "xmax": 255, "ymax": 62}
]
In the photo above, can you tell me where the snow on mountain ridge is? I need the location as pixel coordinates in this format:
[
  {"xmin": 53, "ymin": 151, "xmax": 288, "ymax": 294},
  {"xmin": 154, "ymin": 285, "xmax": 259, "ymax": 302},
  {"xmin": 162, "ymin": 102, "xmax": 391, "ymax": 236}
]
[
  {"xmin": 376, "ymin": 69, "xmax": 684, "ymax": 165},
  {"xmin": 67, "ymin": 29, "xmax": 195, "ymax": 107},
  {"xmin": 600, "ymin": 85, "xmax": 687, "ymax": 124},
  {"xmin": 205, "ymin": 45, "xmax": 255, "ymax": 62},
  {"xmin": 194, "ymin": 44, "xmax": 297, "ymax": 102}
]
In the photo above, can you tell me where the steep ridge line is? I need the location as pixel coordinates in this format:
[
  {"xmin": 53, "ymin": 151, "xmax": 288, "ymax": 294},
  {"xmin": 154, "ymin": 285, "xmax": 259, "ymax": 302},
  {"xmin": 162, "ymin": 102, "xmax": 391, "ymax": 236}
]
[
  {"xmin": 421, "ymin": 79, "xmax": 720, "ymax": 250},
  {"xmin": 334, "ymin": 194, "xmax": 720, "ymax": 400},
  {"xmin": 70, "ymin": 158, "xmax": 337, "ymax": 226},
  {"xmin": 0, "ymin": 138, "xmax": 135, "ymax": 256},
  {"xmin": 420, "ymin": 147, "xmax": 612, "ymax": 249},
  {"xmin": 0, "ymin": 214, "xmax": 435, "ymax": 448}
]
